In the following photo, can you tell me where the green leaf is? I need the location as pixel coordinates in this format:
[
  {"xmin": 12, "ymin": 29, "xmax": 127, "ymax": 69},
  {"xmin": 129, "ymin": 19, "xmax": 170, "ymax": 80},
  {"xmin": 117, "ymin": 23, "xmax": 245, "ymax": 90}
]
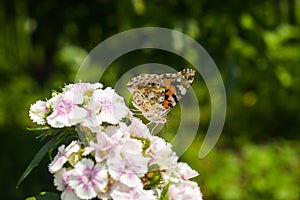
[
  {"xmin": 35, "ymin": 129, "xmax": 59, "ymax": 141},
  {"xmin": 26, "ymin": 126, "xmax": 51, "ymax": 131},
  {"xmin": 25, "ymin": 191, "xmax": 60, "ymax": 200},
  {"xmin": 16, "ymin": 136, "xmax": 58, "ymax": 189},
  {"xmin": 159, "ymin": 182, "xmax": 170, "ymax": 200}
]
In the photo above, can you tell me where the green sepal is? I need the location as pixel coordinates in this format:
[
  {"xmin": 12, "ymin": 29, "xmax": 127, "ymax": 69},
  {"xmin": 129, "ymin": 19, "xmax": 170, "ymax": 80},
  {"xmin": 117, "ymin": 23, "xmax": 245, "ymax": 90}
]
[{"xmin": 148, "ymin": 164, "xmax": 160, "ymax": 171}]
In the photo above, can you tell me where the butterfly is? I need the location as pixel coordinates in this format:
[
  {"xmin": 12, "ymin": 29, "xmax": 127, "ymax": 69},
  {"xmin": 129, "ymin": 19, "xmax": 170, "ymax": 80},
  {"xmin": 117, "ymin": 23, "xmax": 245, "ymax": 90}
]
[{"xmin": 127, "ymin": 69, "xmax": 196, "ymax": 124}]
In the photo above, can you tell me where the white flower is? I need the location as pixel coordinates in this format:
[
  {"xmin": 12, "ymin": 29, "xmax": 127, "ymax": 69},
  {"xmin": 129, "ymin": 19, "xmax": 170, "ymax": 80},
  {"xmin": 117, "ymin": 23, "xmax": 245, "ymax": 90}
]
[
  {"xmin": 68, "ymin": 158, "xmax": 108, "ymax": 200},
  {"xmin": 49, "ymin": 141, "xmax": 81, "ymax": 173},
  {"xmin": 110, "ymin": 182, "xmax": 156, "ymax": 200},
  {"xmin": 81, "ymin": 95, "xmax": 102, "ymax": 130},
  {"xmin": 89, "ymin": 131, "xmax": 115, "ymax": 163},
  {"xmin": 29, "ymin": 100, "xmax": 50, "ymax": 125},
  {"xmin": 168, "ymin": 180, "xmax": 203, "ymax": 200},
  {"xmin": 47, "ymin": 91, "xmax": 89, "ymax": 128},
  {"xmin": 127, "ymin": 117, "xmax": 151, "ymax": 138},
  {"xmin": 88, "ymin": 126, "xmax": 143, "ymax": 162},
  {"xmin": 89, "ymin": 87, "xmax": 129, "ymax": 125},
  {"xmin": 30, "ymin": 83, "xmax": 204, "ymax": 199},
  {"xmin": 61, "ymin": 189, "xmax": 81, "ymax": 200},
  {"xmin": 63, "ymin": 82, "xmax": 103, "ymax": 93},
  {"xmin": 53, "ymin": 168, "xmax": 68, "ymax": 191},
  {"xmin": 146, "ymin": 136, "xmax": 178, "ymax": 171},
  {"xmin": 53, "ymin": 168, "xmax": 80, "ymax": 200},
  {"xmin": 62, "ymin": 82, "xmax": 104, "ymax": 130},
  {"xmin": 115, "ymin": 136, "xmax": 143, "ymax": 154},
  {"xmin": 82, "ymin": 87, "xmax": 130, "ymax": 129},
  {"xmin": 107, "ymin": 150, "xmax": 150, "ymax": 188},
  {"xmin": 177, "ymin": 162, "xmax": 199, "ymax": 180},
  {"xmin": 104, "ymin": 125, "xmax": 121, "ymax": 137}
]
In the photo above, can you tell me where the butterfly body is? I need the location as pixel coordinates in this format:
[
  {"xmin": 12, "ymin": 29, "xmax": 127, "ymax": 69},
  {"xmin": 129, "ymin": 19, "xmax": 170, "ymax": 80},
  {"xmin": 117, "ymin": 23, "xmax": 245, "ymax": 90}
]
[{"xmin": 127, "ymin": 69, "xmax": 196, "ymax": 123}]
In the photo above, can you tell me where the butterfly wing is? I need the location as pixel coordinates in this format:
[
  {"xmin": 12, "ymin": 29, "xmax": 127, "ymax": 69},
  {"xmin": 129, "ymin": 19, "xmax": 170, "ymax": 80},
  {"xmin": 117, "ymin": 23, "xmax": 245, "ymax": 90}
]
[
  {"xmin": 160, "ymin": 69, "xmax": 196, "ymax": 109},
  {"xmin": 127, "ymin": 73, "xmax": 171, "ymax": 123}
]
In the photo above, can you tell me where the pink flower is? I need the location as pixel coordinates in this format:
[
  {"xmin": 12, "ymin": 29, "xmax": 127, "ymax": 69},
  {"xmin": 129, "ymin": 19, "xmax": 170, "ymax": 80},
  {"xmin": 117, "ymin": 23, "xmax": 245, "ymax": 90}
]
[
  {"xmin": 47, "ymin": 92, "xmax": 88, "ymax": 128},
  {"xmin": 110, "ymin": 182, "xmax": 156, "ymax": 200},
  {"xmin": 30, "ymin": 83, "xmax": 204, "ymax": 199},
  {"xmin": 114, "ymin": 137, "xmax": 143, "ymax": 154},
  {"xmin": 89, "ymin": 87, "xmax": 129, "ymax": 125},
  {"xmin": 107, "ymin": 150, "xmax": 150, "ymax": 188},
  {"xmin": 54, "ymin": 168, "xmax": 69, "ymax": 191},
  {"xmin": 63, "ymin": 82, "xmax": 103, "ymax": 93},
  {"xmin": 49, "ymin": 141, "xmax": 81, "ymax": 173},
  {"xmin": 68, "ymin": 158, "xmax": 108, "ymax": 199},
  {"xmin": 53, "ymin": 168, "xmax": 80, "ymax": 200},
  {"xmin": 89, "ymin": 131, "xmax": 115, "ymax": 163},
  {"xmin": 168, "ymin": 180, "xmax": 203, "ymax": 200},
  {"xmin": 127, "ymin": 117, "xmax": 151, "ymax": 138},
  {"xmin": 146, "ymin": 136, "xmax": 178, "ymax": 170}
]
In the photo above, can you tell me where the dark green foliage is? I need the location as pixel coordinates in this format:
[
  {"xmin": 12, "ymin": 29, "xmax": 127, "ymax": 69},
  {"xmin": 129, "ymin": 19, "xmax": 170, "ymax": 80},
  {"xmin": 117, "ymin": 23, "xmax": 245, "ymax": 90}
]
[{"xmin": 17, "ymin": 127, "xmax": 78, "ymax": 189}]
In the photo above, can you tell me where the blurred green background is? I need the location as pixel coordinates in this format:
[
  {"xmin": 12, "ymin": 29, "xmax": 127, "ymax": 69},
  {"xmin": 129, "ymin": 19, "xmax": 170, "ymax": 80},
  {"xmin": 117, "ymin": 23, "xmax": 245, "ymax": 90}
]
[{"xmin": 1, "ymin": 0, "xmax": 299, "ymax": 199}]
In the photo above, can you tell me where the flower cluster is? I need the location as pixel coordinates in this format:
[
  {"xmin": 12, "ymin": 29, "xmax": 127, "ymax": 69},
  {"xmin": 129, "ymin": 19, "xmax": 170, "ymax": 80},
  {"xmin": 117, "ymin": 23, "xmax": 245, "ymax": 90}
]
[
  {"xmin": 29, "ymin": 83, "xmax": 203, "ymax": 200},
  {"xmin": 30, "ymin": 83, "xmax": 128, "ymax": 130}
]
